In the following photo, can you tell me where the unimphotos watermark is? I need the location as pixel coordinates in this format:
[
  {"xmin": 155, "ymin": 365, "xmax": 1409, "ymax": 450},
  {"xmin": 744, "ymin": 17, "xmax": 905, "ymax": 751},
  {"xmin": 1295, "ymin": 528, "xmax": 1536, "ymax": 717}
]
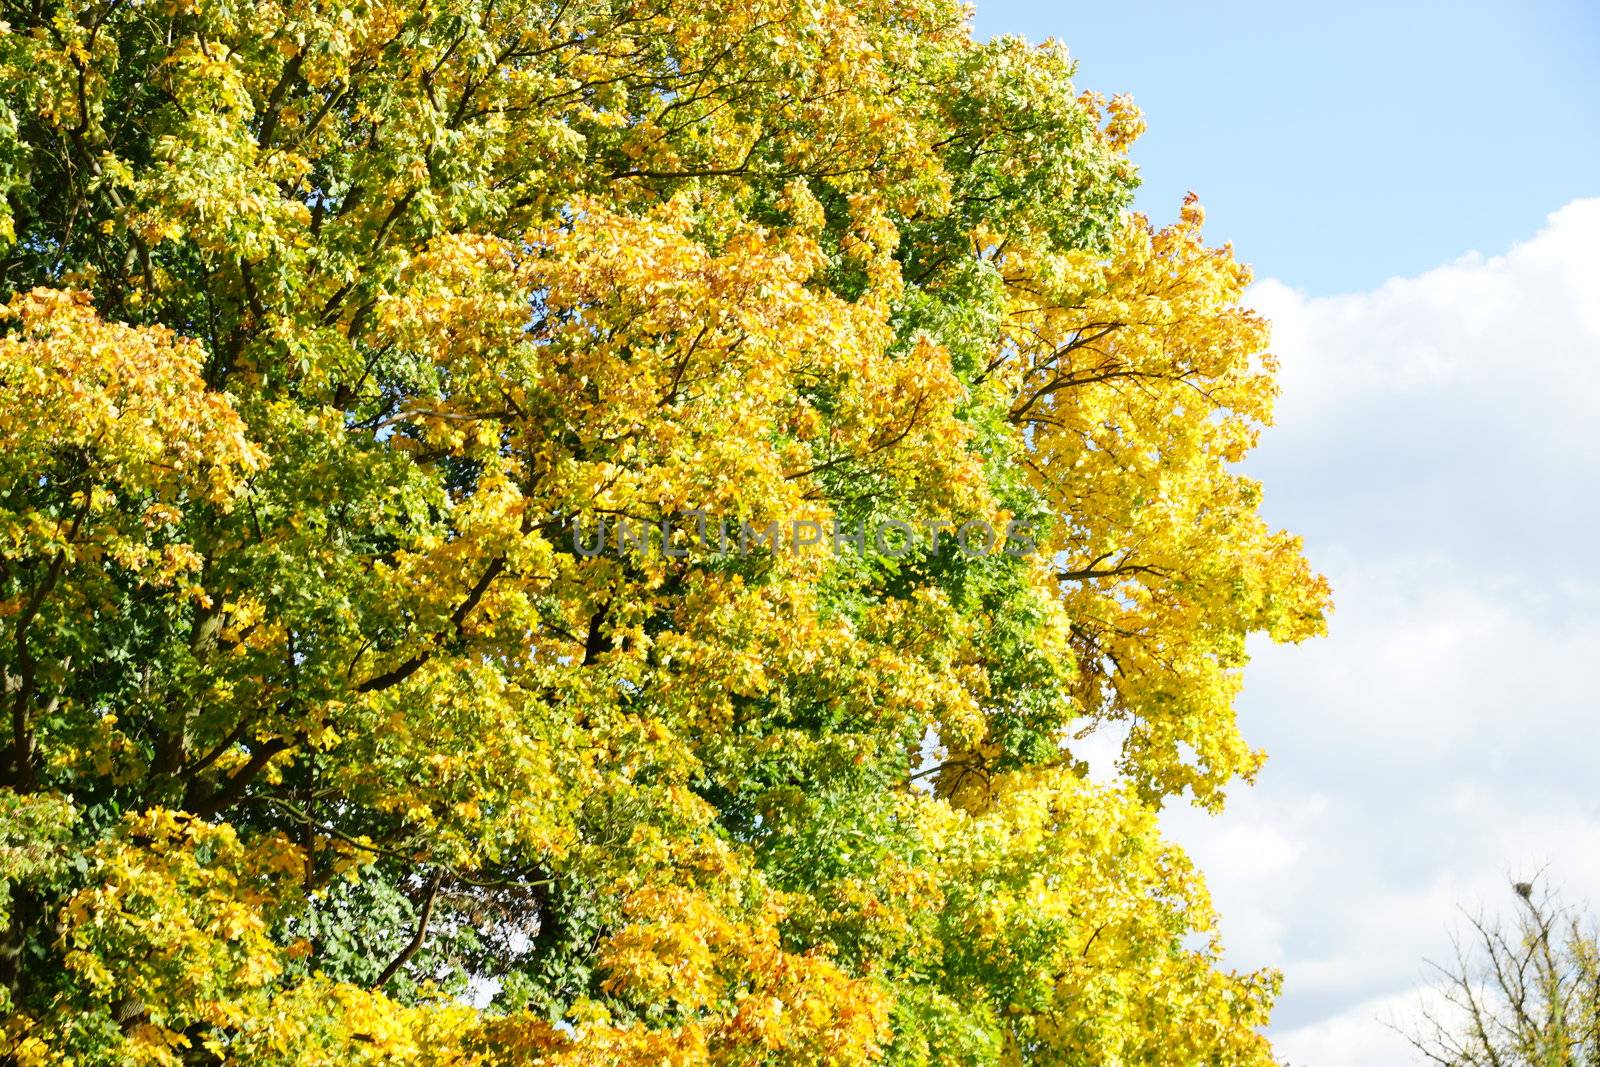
[{"xmin": 571, "ymin": 513, "xmax": 1036, "ymax": 560}]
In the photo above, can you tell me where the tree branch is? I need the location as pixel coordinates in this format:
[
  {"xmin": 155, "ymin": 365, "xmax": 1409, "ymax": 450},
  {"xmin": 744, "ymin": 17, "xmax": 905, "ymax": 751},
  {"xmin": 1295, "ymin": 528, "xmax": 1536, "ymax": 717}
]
[{"xmin": 371, "ymin": 870, "xmax": 443, "ymax": 990}]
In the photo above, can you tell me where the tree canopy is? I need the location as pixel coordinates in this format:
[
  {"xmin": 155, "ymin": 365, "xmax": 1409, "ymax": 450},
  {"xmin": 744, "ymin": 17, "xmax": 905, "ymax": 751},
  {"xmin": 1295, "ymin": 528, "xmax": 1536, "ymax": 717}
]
[
  {"xmin": 0, "ymin": 0, "xmax": 1328, "ymax": 1062},
  {"xmin": 1404, "ymin": 880, "xmax": 1600, "ymax": 1066}
]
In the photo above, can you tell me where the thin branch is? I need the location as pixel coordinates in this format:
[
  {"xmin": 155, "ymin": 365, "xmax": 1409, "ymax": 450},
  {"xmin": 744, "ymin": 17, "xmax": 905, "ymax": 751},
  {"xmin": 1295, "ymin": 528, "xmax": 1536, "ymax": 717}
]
[{"xmin": 371, "ymin": 870, "xmax": 443, "ymax": 990}]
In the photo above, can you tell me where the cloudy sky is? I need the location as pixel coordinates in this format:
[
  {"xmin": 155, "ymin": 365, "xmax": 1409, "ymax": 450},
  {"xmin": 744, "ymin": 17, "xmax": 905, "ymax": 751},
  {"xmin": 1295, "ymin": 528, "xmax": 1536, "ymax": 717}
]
[
  {"xmin": 1174, "ymin": 201, "xmax": 1600, "ymax": 1064},
  {"xmin": 970, "ymin": 3, "xmax": 1600, "ymax": 1063}
]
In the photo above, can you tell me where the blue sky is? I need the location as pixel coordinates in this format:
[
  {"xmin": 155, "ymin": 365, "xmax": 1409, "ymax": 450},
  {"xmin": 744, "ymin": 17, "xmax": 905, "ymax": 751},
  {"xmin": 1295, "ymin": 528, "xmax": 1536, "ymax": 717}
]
[
  {"xmin": 970, "ymin": 4, "xmax": 1600, "ymax": 1064},
  {"xmin": 974, "ymin": 0, "xmax": 1600, "ymax": 296}
]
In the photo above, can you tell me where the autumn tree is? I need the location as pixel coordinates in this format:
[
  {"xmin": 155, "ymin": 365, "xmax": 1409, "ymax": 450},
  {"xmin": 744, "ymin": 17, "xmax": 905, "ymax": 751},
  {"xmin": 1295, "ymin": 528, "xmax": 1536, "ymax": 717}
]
[
  {"xmin": 1403, "ymin": 880, "xmax": 1600, "ymax": 1066},
  {"xmin": 0, "ymin": 0, "xmax": 1327, "ymax": 1063}
]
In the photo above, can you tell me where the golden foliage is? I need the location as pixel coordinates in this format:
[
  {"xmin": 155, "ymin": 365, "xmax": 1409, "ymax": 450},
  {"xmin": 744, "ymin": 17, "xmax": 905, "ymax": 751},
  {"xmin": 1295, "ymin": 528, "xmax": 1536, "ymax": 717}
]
[{"xmin": 0, "ymin": 0, "xmax": 1325, "ymax": 1061}]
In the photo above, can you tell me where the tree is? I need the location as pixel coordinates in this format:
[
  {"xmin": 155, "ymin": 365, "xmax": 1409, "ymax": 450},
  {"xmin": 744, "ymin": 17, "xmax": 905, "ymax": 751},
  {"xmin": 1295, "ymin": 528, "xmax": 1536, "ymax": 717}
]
[
  {"xmin": 1403, "ymin": 880, "xmax": 1600, "ymax": 1066},
  {"xmin": 0, "ymin": 0, "xmax": 1328, "ymax": 1063}
]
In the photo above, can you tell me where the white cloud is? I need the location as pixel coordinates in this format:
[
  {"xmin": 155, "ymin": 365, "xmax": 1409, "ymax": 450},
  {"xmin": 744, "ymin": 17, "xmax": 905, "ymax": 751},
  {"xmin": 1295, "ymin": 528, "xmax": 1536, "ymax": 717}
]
[
  {"xmin": 1272, "ymin": 989, "xmax": 1444, "ymax": 1067},
  {"xmin": 1164, "ymin": 199, "xmax": 1600, "ymax": 1065}
]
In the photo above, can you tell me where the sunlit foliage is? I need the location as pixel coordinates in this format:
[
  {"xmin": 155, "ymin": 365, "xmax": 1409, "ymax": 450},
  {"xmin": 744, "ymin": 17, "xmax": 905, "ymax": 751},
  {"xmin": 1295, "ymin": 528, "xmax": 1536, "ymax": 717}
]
[{"xmin": 0, "ymin": 0, "xmax": 1326, "ymax": 1061}]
